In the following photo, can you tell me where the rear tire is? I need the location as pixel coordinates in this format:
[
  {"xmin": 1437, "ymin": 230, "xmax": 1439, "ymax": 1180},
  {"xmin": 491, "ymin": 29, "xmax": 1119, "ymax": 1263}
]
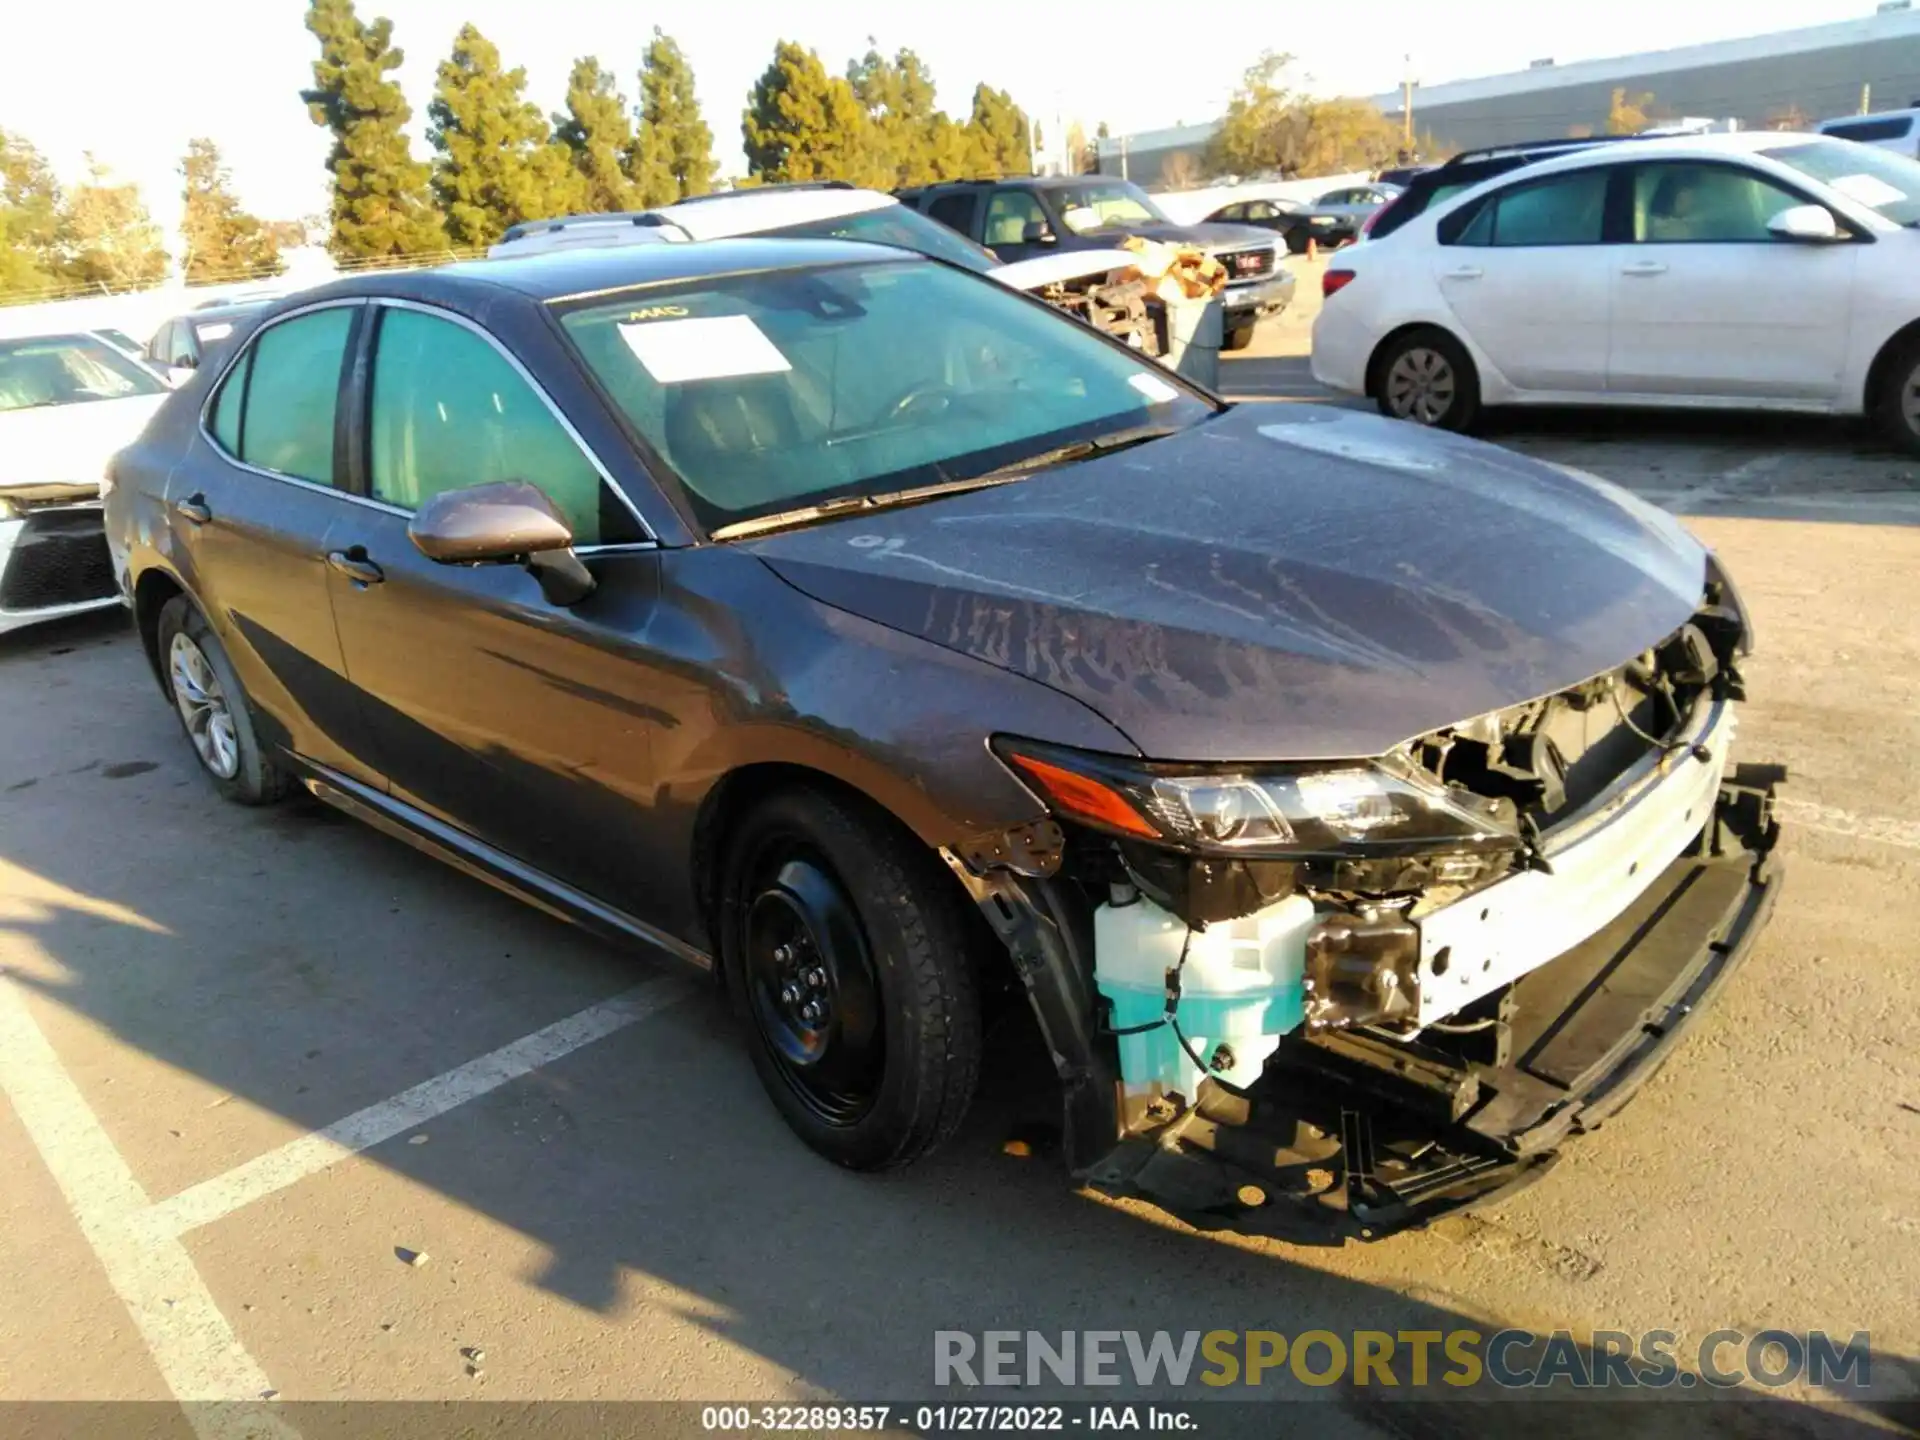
[
  {"xmin": 718, "ymin": 788, "xmax": 982, "ymax": 1171},
  {"xmin": 1873, "ymin": 337, "xmax": 1920, "ymax": 457},
  {"xmin": 1373, "ymin": 327, "xmax": 1481, "ymax": 432},
  {"xmin": 1224, "ymin": 324, "xmax": 1257, "ymax": 353},
  {"xmin": 157, "ymin": 596, "xmax": 291, "ymax": 806}
]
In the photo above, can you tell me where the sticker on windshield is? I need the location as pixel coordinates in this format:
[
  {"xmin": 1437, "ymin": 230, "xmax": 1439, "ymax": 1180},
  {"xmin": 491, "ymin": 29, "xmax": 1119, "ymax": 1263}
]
[
  {"xmin": 195, "ymin": 322, "xmax": 234, "ymax": 343},
  {"xmin": 1828, "ymin": 172, "xmax": 1907, "ymax": 208},
  {"xmin": 1128, "ymin": 372, "xmax": 1180, "ymax": 405},
  {"xmin": 616, "ymin": 315, "xmax": 791, "ymax": 383}
]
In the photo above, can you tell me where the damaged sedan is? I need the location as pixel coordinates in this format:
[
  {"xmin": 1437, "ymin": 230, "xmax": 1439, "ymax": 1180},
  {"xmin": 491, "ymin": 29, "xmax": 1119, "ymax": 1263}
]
[{"xmin": 106, "ymin": 238, "xmax": 1780, "ymax": 1240}]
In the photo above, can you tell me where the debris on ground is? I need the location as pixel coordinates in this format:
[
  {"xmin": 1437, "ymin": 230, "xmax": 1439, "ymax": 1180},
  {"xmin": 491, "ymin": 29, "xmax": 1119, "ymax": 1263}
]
[{"xmin": 395, "ymin": 1247, "xmax": 429, "ymax": 1268}]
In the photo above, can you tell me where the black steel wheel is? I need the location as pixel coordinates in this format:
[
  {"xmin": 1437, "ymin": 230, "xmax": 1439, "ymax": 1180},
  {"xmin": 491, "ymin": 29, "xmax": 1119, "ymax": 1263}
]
[
  {"xmin": 719, "ymin": 788, "xmax": 982, "ymax": 1171},
  {"xmin": 741, "ymin": 848, "xmax": 886, "ymax": 1127}
]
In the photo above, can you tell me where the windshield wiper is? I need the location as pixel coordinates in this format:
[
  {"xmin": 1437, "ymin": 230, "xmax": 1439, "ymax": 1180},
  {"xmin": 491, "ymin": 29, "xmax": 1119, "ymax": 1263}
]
[
  {"xmin": 708, "ymin": 424, "xmax": 1183, "ymax": 542},
  {"xmin": 709, "ymin": 473, "xmax": 1029, "ymax": 542},
  {"xmin": 967, "ymin": 423, "xmax": 1182, "ymax": 484}
]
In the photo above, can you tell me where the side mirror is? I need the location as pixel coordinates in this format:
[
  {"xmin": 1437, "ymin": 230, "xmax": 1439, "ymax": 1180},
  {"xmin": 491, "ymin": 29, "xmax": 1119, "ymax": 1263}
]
[
  {"xmin": 1021, "ymin": 220, "xmax": 1057, "ymax": 245},
  {"xmin": 407, "ymin": 479, "xmax": 595, "ymax": 606},
  {"xmin": 1766, "ymin": 204, "xmax": 1843, "ymax": 242}
]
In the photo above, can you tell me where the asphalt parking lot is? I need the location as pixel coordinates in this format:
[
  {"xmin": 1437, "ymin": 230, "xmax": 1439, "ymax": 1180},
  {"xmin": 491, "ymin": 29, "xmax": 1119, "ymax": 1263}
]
[{"xmin": 3, "ymin": 259, "xmax": 1918, "ymax": 1433}]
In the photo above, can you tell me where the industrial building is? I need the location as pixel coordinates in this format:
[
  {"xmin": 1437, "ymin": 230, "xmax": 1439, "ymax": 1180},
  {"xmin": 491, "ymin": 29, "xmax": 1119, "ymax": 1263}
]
[{"xmin": 1099, "ymin": 4, "xmax": 1920, "ymax": 180}]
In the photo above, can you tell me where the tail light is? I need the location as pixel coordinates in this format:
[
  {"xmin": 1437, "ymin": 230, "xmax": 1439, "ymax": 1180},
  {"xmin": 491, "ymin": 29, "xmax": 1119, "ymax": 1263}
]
[{"xmin": 1322, "ymin": 269, "xmax": 1357, "ymax": 298}]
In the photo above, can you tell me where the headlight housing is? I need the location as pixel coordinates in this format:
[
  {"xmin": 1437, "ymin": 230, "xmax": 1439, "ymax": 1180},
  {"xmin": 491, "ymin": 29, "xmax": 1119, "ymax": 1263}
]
[{"xmin": 994, "ymin": 739, "xmax": 1518, "ymax": 860}]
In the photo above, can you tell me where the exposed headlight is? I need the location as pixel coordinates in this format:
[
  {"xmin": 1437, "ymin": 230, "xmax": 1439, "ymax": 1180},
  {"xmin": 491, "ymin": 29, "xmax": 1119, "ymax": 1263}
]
[
  {"xmin": 0, "ymin": 495, "xmax": 17, "ymax": 520},
  {"xmin": 994, "ymin": 740, "xmax": 1517, "ymax": 859}
]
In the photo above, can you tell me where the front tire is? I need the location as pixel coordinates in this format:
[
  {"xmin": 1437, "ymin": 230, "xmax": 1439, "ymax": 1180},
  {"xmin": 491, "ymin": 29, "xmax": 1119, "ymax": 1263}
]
[
  {"xmin": 718, "ymin": 788, "xmax": 982, "ymax": 1171},
  {"xmin": 1874, "ymin": 337, "xmax": 1920, "ymax": 457},
  {"xmin": 1374, "ymin": 327, "xmax": 1481, "ymax": 432},
  {"xmin": 157, "ymin": 596, "xmax": 291, "ymax": 805},
  {"xmin": 1223, "ymin": 324, "xmax": 1257, "ymax": 353}
]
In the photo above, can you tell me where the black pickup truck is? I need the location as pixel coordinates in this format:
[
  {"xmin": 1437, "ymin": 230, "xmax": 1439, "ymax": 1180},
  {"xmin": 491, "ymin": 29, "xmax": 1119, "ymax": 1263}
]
[{"xmin": 896, "ymin": 176, "xmax": 1294, "ymax": 351}]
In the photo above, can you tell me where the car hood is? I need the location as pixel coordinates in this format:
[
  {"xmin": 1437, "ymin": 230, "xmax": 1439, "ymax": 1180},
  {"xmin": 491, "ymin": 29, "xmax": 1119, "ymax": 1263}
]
[
  {"xmin": 0, "ymin": 393, "xmax": 169, "ymax": 491},
  {"xmin": 746, "ymin": 406, "xmax": 1707, "ymax": 762},
  {"xmin": 1077, "ymin": 220, "xmax": 1278, "ymax": 252}
]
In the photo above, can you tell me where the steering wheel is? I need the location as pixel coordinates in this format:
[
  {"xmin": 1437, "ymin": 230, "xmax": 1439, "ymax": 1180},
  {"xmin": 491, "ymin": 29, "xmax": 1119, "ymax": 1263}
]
[{"xmin": 883, "ymin": 381, "xmax": 958, "ymax": 420}]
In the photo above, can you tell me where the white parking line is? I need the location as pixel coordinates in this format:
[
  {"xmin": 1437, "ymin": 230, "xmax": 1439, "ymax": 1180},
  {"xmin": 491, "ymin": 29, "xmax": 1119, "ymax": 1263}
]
[
  {"xmin": 137, "ymin": 975, "xmax": 692, "ymax": 1240},
  {"xmin": 0, "ymin": 975, "xmax": 297, "ymax": 1438},
  {"xmin": 1, "ymin": 969, "xmax": 691, "ymax": 1433}
]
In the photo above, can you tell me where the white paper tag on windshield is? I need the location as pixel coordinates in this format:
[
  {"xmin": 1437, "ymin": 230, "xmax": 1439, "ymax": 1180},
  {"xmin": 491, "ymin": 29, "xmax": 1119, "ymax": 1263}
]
[
  {"xmin": 1129, "ymin": 372, "xmax": 1180, "ymax": 405},
  {"xmin": 195, "ymin": 322, "xmax": 234, "ymax": 343},
  {"xmin": 617, "ymin": 315, "xmax": 791, "ymax": 384},
  {"xmin": 1828, "ymin": 172, "xmax": 1907, "ymax": 208}
]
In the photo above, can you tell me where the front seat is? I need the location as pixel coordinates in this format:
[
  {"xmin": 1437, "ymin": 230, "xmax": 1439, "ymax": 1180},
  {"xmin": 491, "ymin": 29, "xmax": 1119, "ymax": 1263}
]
[{"xmin": 663, "ymin": 377, "xmax": 807, "ymax": 512}]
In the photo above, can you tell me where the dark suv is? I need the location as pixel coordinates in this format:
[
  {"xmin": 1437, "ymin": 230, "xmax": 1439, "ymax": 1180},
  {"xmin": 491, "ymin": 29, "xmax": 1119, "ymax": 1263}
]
[
  {"xmin": 898, "ymin": 175, "xmax": 1292, "ymax": 349},
  {"xmin": 105, "ymin": 237, "xmax": 1778, "ymax": 1239}
]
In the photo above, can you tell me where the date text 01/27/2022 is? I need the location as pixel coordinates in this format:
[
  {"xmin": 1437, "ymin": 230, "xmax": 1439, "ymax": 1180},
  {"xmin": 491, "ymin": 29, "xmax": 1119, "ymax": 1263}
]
[{"xmin": 699, "ymin": 1404, "xmax": 1196, "ymax": 1432}]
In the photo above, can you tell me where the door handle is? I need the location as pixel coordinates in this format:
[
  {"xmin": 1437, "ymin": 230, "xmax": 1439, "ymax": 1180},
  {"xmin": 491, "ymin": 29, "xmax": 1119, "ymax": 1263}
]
[
  {"xmin": 1443, "ymin": 265, "xmax": 1483, "ymax": 280},
  {"xmin": 326, "ymin": 549, "xmax": 385, "ymax": 586},
  {"xmin": 174, "ymin": 493, "xmax": 211, "ymax": 525},
  {"xmin": 1621, "ymin": 261, "xmax": 1669, "ymax": 276}
]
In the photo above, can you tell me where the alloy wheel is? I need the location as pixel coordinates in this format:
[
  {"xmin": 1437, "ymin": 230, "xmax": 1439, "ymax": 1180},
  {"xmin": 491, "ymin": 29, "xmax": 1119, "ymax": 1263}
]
[
  {"xmin": 741, "ymin": 847, "xmax": 885, "ymax": 1127},
  {"xmin": 1385, "ymin": 347, "xmax": 1457, "ymax": 425},
  {"xmin": 1901, "ymin": 364, "xmax": 1920, "ymax": 435},
  {"xmin": 168, "ymin": 632, "xmax": 239, "ymax": 780}
]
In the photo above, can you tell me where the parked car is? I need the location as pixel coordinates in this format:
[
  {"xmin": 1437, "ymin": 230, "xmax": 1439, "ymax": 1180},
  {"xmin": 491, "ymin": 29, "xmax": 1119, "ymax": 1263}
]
[
  {"xmin": 1314, "ymin": 131, "xmax": 1920, "ymax": 452},
  {"xmin": 1375, "ymin": 164, "xmax": 1437, "ymax": 189},
  {"xmin": 146, "ymin": 298, "xmax": 275, "ymax": 386},
  {"xmin": 1815, "ymin": 106, "xmax": 1920, "ymax": 158},
  {"xmin": 0, "ymin": 330, "xmax": 170, "ymax": 634},
  {"xmin": 897, "ymin": 175, "xmax": 1292, "ymax": 350},
  {"xmin": 108, "ymin": 238, "xmax": 1778, "ymax": 1238},
  {"xmin": 492, "ymin": 183, "xmax": 1149, "ymax": 349},
  {"xmin": 1308, "ymin": 182, "xmax": 1403, "ymax": 234},
  {"xmin": 1204, "ymin": 196, "xmax": 1353, "ymax": 254}
]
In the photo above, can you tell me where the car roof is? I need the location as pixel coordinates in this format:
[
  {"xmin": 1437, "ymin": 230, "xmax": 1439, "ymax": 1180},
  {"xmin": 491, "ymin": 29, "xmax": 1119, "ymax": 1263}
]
[
  {"xmin": 298, "ymin": 236, "xmax": 921, "ymax": 309},
  {"xmin": 1486, "ymin": 130, "xmax": 1818, "ymax": 183},
  {"xmin": 649, "ymin": 188, "xmax": 896, "ymax": 240}
]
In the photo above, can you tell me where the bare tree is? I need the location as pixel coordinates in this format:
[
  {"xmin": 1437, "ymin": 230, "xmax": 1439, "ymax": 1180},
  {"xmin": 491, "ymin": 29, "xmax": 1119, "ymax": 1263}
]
[{"xmin": 1159, "ymin": 150, "xmax": 1201, "ymax": 190}]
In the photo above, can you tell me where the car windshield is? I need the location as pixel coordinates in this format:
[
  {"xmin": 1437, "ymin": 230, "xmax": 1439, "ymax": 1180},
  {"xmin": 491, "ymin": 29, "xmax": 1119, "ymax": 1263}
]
[
  {"xmin": 557, "ymin": 258, "xmax": 1212, "ymax": 533},
  {"xmin": 1763, "ymin": 139, "xmax": 1920, "ymax": 226},
  {"xmin": 0, "ymin": 333, "xmax": 168, "ymax": 412},
  {"xmin": 761, "ymin": 204, "xmax": 999, "ymax": 273},
  {"xmin": 1052, "ymin": 181, "xmax": 1169, "ymax": 233}
]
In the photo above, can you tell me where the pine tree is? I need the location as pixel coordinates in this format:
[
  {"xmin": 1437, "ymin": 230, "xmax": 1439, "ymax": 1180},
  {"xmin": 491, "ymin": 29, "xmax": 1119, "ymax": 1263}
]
[
  {"xmin": 0, "ymin": 128, "xmax": 64, "ymax": 293},
  {"xmin": 60, "ymin": 158, "xmax": 168, "ymax": 289},
  {"xmin": 967, "ymin": 85, "xmax": 1032, "ymax": 177},
  {"xmin": 428, "ymin": 23, "xmax": 577, "ymax": 247},
  {"xmin": 555, "ymin": 57, "xmax": 637, "ymax": 212},
  {"xmin": 848, "ymin": 43, "xmax": 944, "ymax": 186},
  {"xmin": 301, "ymin": 0, "xmax": 445, "ymax": 258},
  {"xmin": 743, "ymin": 41, "xmax": 879, "ymax": 186},
  {"xmin": 634, "ymin": 29, "xmax": 716, "ymax": 204},
  {"xmin": 180, "ymin": 139, "xmax": 282, "ymax": 281}
]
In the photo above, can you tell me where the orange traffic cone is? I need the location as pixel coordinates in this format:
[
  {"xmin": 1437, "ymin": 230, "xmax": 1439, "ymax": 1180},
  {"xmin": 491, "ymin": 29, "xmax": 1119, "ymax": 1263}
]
[{"xmin": 1306, "ymin": 236, "xmax": 1317, "ymax": 262}]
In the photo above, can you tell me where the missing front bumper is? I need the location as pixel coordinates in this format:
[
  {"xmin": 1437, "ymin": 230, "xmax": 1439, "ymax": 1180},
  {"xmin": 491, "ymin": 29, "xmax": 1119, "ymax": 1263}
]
[{"xmin": 1079, "ymin": 764, "xmax": 1783, "ymax": 1243}]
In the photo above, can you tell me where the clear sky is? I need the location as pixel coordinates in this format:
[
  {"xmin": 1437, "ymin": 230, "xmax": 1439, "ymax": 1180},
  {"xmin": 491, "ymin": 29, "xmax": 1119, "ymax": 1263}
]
[{"xmin": 3, "ymin": 0, "xmax": 1887, "ymax": 238}]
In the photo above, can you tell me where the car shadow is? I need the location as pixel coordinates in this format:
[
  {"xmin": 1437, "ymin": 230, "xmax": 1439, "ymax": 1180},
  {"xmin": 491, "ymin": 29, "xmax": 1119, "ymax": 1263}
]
[{"xmin": 0, "ymin": 620, "xmax": 1910, "ymax": 1428}]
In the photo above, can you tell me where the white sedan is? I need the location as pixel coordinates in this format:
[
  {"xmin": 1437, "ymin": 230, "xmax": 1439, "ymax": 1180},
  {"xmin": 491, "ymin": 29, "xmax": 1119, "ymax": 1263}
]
[
  {"xmin": 1311, "ymin": 132, "xmax": 1920, "ymax": 453},
  {"xmin": 0, "ymin": 331, "xmax": 170, "ymax": 633}
]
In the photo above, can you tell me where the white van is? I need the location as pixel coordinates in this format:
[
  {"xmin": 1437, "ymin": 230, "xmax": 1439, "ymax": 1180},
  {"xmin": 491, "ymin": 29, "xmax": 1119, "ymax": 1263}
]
[{"xmin": 1816, "ymin": 108, "xmax": 1920, "ymax": 157}]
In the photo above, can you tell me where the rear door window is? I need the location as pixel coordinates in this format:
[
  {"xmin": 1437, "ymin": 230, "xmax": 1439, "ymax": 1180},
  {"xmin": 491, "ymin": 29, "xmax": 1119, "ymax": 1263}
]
[
  {"xmin": 928, "ymin": 191, "xmax": 980, "ymax": 233},
  {"xmin": 221, "ymin": 307, "xmax": 354, "ymax": 485},
  {"xmin": 1445, "ymin": 167, "xmax": 1611, "ymax": 247}
]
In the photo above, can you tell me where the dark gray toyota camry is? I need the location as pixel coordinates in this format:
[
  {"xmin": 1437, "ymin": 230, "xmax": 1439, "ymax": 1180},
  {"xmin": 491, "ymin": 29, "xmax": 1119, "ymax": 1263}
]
[{"xmin": 106, "ymin": 238, "xmax": 1781, "ymax": 1238}]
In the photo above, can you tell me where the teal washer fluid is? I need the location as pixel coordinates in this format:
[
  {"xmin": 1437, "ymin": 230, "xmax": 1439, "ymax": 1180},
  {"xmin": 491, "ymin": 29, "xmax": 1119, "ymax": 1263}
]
[{"xmin": 1092, "ymin": 892, "xmax": 1314, "ymax": 1098}]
